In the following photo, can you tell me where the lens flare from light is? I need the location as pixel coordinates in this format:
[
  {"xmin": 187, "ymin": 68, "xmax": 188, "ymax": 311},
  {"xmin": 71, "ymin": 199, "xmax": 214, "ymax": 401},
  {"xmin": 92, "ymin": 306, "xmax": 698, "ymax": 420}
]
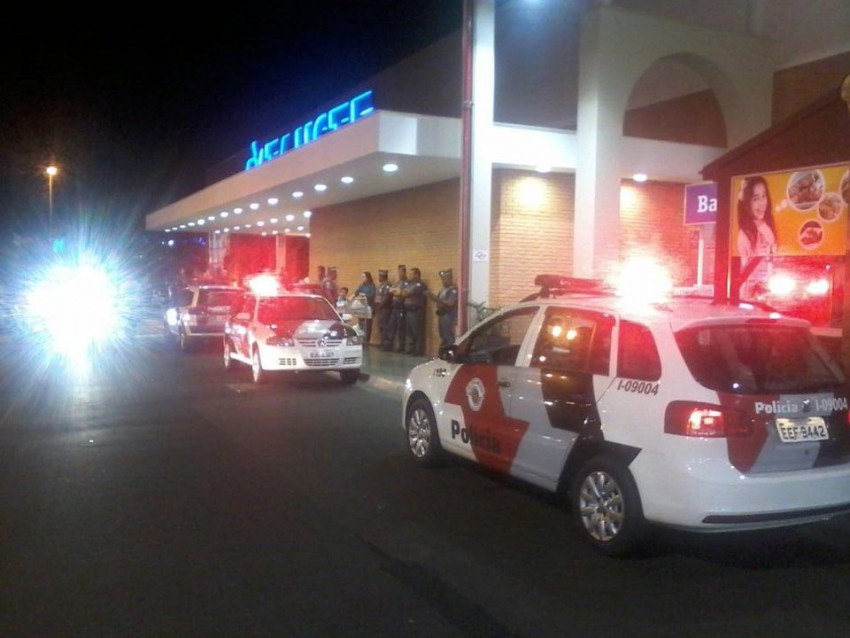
[{"xmin": 610, "ymin": 257, "xmax": 673, "ymax": 305}]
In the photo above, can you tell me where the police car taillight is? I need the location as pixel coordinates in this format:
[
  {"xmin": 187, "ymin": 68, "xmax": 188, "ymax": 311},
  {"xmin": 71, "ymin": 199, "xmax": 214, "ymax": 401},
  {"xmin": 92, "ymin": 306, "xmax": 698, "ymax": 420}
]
[{"xmin": 665, "ymin": 402, "xmax": 750, "ymax": 438}]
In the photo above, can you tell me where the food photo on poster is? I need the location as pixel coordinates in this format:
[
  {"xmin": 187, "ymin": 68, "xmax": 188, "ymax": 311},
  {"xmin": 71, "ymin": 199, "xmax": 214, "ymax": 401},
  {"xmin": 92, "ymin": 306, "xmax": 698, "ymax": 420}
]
[{"xmin": 731, "ymin": 164, "xmax": 849, "ymax": 327}]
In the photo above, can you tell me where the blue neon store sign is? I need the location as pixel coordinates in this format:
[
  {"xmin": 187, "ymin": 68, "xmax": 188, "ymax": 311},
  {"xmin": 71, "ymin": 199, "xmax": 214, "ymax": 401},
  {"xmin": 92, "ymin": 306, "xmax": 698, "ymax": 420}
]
[{"xmin": 244, "ymin": 90, "xmax": 375, "ymax": 170}]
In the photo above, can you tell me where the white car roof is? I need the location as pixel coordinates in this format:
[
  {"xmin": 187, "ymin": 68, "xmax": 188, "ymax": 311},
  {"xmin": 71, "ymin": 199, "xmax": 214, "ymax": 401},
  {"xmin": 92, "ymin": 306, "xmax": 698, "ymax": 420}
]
[{"xmin": 519, "ymin": 294, "xmax": 812, "ymax": 333}]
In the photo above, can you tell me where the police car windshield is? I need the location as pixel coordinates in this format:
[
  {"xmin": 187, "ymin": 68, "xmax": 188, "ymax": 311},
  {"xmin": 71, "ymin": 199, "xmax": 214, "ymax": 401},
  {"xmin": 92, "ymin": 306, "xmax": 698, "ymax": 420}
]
[
  {"xmin": 199, "ymin": 289, "xmax": 241, "ymax": 308},
  {"xmin": 675, "ymin": 324, "xmax": 845, "ymax": 394},
  {"xmin": 258, "ymin": 296, "xmax": 339, "ymax": 323}
]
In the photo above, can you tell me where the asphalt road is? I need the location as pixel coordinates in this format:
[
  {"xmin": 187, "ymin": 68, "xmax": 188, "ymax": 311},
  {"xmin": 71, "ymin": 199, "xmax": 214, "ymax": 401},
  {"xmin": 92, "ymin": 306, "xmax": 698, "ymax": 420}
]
[{"xmin": 2, "ymin": 336, "xmax": 850, "ymax": 637}]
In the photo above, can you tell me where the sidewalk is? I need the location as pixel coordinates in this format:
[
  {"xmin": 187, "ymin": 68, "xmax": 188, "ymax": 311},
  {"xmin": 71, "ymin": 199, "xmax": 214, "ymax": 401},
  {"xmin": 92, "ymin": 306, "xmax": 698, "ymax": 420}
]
[{"xmin": 358, "ymin": 346, "xmax": 432, "ymax": 396}]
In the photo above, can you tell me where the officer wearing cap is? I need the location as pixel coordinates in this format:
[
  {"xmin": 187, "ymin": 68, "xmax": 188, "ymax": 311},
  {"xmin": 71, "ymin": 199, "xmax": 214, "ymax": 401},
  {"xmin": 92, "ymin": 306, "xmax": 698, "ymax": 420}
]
[
  {"xmin": 402, "ymin": 267, "xmax": 428, "ymax": 355},
  {"xmin": 375, "ymin": 270, "xmax": 392, "ymax": 348},
  {"xmin": 387, "ymin": 264, "xmax": 408, "ymax": 352},
  {"xmin": 428, "ymin": 268, "xmax": 458, "ymax": 349}
]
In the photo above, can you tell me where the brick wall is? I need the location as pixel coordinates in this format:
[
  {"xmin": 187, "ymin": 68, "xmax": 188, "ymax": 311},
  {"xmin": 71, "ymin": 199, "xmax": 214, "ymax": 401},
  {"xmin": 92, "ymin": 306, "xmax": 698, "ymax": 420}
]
[
  {"xmin": 310, "ymin": 179, "xmax": 460, "ymax": 353},
  {"xmin": 491, "ymin": 169, "xmax": 575, "ymax": 309},
  {"xmin": 619, "ymin": 179, "xmax": 714, "ymax": 287}
]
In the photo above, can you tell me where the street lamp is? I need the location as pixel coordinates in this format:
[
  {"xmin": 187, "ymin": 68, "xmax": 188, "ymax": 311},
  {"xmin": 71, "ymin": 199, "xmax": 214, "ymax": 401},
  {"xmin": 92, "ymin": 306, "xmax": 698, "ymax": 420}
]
[{"xmin": 46, "ymin": 165, "xmax": 58, "ymax": 229}]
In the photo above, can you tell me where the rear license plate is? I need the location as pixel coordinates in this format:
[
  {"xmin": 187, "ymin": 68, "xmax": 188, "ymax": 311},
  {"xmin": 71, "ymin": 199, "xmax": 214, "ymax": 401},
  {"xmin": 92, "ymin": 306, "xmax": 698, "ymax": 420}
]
[{"xmin": 775, "ymin": 417, "xmax": 828, "ymax": 443}]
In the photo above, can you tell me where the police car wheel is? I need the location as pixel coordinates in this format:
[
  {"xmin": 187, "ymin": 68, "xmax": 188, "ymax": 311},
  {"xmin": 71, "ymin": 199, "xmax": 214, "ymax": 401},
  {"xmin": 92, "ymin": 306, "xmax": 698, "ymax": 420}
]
[
  {"xmin": 223, "ymin": 339, "xmax": 235, "ymax": 371},
  {"xmin": 251, "ymin": 347, "xmax": 265, "ymax": 384},
  {"xmin": 406, "ymin": 398, "xmax": 443, "ymax": 467},
  {"xmin": 340, "ymin": 369, "xmax": 359, "ymax": 385},
  {"xmin": 163, "ymin": 323, "xmax": 174, "ymax": 348},
  {"xmin": 178, "ymin": 327, "xmax": 191, "ymax": 352},
  {"xmin": 570, "ymin": 456, "xmax": 646, "ymax": 557}
]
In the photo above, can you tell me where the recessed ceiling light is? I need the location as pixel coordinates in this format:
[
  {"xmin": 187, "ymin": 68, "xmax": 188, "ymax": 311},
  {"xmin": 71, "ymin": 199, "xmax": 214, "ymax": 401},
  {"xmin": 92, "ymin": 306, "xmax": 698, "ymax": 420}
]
[
  {"xmin": 297, "ymin": 225, "xmax": 304, "ymax": 231},
  {"xmin": 633, "ymin": 173, "xmax": 648, "ymax": 182},
  {"xmin": 220, "ymin": 211, "xmax": 229, "ymax": 218},
  {"xmin": 285, "ymin": 214, "xmax": 295, "ymax": 221},
  {"xmin": 382, "ymin": 163, "xmax": 399, "ymax": 172},
  {"xmin": 249, "ymin": 202, "xmax": 260, "ymax": 210},
  {"xmin": 207, "ymin": 215, "xmax": 215, "ymax": 221},
  {"xmin": 303, "ymin": 210, "xmax": 312, "ymax": 218},
  {"xmin": 256, "ymin": 221, "xmax": 264, "ymax": 227},
  {"xmin": 341, "ymin": 176, "xmax": 354, "ymax": 184},
  {"xmin": 267, "ymin": 197, "xmax": 279, "ymax": 205},
  {"xmin": 292, "ymin": 191, "xmax": 304, "ymax": 198},
  {"xmin": 234, "ymin": 208, "xmax": 243, "ymax": 214},
  {"xmin": 314, "ymin": 183, "xmax": 327, "ymax": 192},
  {"xmin": 270, "ymin": 217, "xmax": 279, "ymax": 224}
]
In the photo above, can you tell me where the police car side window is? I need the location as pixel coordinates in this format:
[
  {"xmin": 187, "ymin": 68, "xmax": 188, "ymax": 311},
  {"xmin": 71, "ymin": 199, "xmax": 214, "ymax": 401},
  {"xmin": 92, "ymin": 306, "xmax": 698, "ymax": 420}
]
[
  {"xmin": 618, "ymin": 320, "xmax": 661, "ymax": 381},
  {"xmin": 176, "ymin": 289, "xmax": 193, "ymax": 307},
  {"xmin": 465, "ymin": 307, "xmax": 537, "ymax": 365},
  {"xmin": 532, "ymin": 309, "xmax": 612, "ymax": 375}
]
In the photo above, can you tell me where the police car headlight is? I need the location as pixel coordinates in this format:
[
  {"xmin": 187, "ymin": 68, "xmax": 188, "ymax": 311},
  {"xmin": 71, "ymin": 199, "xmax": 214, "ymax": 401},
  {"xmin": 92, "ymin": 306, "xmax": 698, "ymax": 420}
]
[
  {"xmin": 346, "ymin": 335, "xmax": 362, "ymax": 346},
  {"xmin": 266, "ymin": 335, "xmax": 295, "ymax": 347}
]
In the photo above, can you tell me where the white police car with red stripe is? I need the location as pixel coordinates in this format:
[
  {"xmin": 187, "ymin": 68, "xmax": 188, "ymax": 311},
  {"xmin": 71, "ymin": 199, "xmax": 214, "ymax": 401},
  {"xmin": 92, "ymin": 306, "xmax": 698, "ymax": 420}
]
[
  {"xmin": 402, "ymin": 268, "xmax": 850, "ymax": 557},
  {"xmin": 223, "ymin": 274, "xmax": 362, "ymax": 385}
]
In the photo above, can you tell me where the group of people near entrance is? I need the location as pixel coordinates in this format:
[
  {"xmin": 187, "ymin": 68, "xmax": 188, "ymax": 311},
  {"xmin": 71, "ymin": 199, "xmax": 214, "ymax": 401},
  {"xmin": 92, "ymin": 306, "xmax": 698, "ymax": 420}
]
[{"xmin": 314, "ymin": 263, "xmax": 458, "ymax": 356}]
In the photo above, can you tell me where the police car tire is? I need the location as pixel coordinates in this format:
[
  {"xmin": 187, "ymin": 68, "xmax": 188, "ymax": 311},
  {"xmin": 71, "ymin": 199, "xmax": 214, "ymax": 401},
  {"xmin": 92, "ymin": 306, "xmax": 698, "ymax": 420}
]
[
  {"xmin": 223, "ymin": 339, "xmax": 235, "ymax": 371},
  {"xmin": 340, "ymin": 369, "xmax": 359, "ymax": 385},
  {"xmin": 406, "ymin": 397, "xmax": 443, "ymax": 467},
  {"xmin": 178, "ymin": 327, "xmax": 191, "ymax": 352},
  {"xmin": 163, "ymin": 323, "xmax": 174, "ymax": 348},
  {"xmin": 570, "ymin": 456, "xmax": 646, "ymax": 558},
  {"xmin": 251, "ymin": 347, "xmax": 265, "ymax": 384}
]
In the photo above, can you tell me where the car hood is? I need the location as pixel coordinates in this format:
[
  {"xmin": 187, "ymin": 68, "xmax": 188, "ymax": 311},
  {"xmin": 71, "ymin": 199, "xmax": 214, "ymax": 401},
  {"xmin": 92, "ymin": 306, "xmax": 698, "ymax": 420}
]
[{"xmin": 269, "ymin": 319, "xmax": 356, "ymax": 339}]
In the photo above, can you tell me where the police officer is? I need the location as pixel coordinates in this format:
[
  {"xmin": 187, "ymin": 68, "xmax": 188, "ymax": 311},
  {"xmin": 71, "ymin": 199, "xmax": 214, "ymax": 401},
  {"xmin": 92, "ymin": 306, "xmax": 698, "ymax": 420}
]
[
  {"xmin": 402, "ymin": 267, "xmax": 428, "ymax": 356},
  {"xmin": 387, "ymin": 264, "xmax": 408, "ymax": 352},
  {"xmin": 428, "ymin": 268, "xmax": 458, "ymax": 349},
  {"xmin": 375, "ymin": 270, "xmax": 393, "ymax": 349}
]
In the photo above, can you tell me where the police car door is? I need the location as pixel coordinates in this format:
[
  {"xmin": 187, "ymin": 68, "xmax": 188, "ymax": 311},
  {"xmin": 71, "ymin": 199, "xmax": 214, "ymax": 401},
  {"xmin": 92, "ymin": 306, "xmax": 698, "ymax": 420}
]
[
  {"xmin": 231, "ymin": 294, "xmax": 256, "ymax": 359},
  {"xmin": 441, "ymin": 307, "xmax": 538, "ymax": 473},
  {"xmin": 506, "ymin": 307, "xmax": 615, "ymax": 491}
]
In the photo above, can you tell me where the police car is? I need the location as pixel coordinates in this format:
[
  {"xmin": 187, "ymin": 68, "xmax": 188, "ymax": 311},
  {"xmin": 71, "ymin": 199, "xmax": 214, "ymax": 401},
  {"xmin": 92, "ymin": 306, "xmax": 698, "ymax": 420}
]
[
  {"xmin": 164, "ymin": 284, "xmax": 243, "ymax": 351},
  {"xmin": 223, "ymin": 276, "xmax": 362, "ymax": 385},
  {"xmin": 402, "ymin": 273, "xmax": 850, "ymax": 556}
]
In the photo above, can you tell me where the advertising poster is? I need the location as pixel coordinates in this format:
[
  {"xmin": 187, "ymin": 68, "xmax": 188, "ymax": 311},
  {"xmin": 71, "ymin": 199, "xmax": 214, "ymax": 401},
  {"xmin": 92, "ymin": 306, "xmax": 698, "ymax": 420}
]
[{"xmin": 731, "ymin": 163, "xmax": 849, "ymax": 258}]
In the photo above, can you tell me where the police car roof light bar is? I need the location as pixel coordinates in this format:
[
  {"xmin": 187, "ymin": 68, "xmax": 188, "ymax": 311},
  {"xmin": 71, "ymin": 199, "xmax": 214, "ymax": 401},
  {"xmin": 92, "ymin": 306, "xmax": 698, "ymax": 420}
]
[{"xmin": 532, "ymin": 274, "xmax": 614, "ymax": 299}]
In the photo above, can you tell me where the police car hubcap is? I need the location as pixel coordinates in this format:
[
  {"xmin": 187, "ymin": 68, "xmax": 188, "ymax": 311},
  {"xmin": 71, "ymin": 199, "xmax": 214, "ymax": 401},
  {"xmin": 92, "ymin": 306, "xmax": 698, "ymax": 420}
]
[
  {"xmin": 408, "ymin": 410, "xmax": 431, "ymax": 458},
  {"xmin": 579, "ymin": 471, "xmax": 624, "ymax": 542}
]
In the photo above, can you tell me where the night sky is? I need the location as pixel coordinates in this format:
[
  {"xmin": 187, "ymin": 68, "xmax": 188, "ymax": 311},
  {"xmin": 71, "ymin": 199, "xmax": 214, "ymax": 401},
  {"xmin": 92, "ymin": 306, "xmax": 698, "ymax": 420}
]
[{"xmin": 0, "ymin": 3, "xmax": 462, "ymax": 236}]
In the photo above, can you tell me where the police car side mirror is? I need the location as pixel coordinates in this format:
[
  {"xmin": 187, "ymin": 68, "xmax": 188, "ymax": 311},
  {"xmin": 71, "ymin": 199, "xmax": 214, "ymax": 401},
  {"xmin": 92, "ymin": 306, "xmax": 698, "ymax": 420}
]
[{"xmin": 439, "ymin": 344, "xmax": 459, "ymax": 362}]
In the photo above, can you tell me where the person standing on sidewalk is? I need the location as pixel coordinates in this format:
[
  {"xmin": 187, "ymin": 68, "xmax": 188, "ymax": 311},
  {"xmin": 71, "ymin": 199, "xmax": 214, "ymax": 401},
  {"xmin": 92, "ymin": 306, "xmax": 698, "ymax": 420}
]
[
  {"xmin": 375, "ymin": 270, "xmax": 393, "ymax": 349},
  {"xmin": 428, "ymin": 268, "xmax": 458, "ymax": 349},
  {"xmin": 402, "ymin": 267, "xmax": 428, "ymax": 356},
  {"xmin": 321, "ymin": 266, "xmax": 339, "ymax": 305},
  {"xmin": 387, "ymin": 264, "xmax": 408, "ymax": 352},
  {"xmin": 354, "ymin": 271, "xmax": 377, "ymax": 344}
]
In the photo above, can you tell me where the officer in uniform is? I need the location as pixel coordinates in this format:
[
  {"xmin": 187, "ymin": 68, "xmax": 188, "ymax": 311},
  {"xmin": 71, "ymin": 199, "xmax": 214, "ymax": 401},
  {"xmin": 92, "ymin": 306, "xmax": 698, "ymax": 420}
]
[
  {"xmin": 428, "ymin": 268, "xmax": 458, "ymax": 349},
  {"xmin": 402, "ymin": 267, "xmax": 428, "ymax": 356},
  {"xmin": 387, "ymin": 264, "xmax": 408, "ymax": 352},
  {"xmin": 375, "ymin": 270, "xmax": 393, "ymax": 349}
]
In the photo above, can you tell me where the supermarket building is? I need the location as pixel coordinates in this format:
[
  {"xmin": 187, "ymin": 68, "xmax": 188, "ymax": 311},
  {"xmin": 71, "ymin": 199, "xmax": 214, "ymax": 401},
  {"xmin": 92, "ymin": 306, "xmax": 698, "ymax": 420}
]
[{"xmin": 145, "ymin": 2, "xmax": 850, "ymax": 356}]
